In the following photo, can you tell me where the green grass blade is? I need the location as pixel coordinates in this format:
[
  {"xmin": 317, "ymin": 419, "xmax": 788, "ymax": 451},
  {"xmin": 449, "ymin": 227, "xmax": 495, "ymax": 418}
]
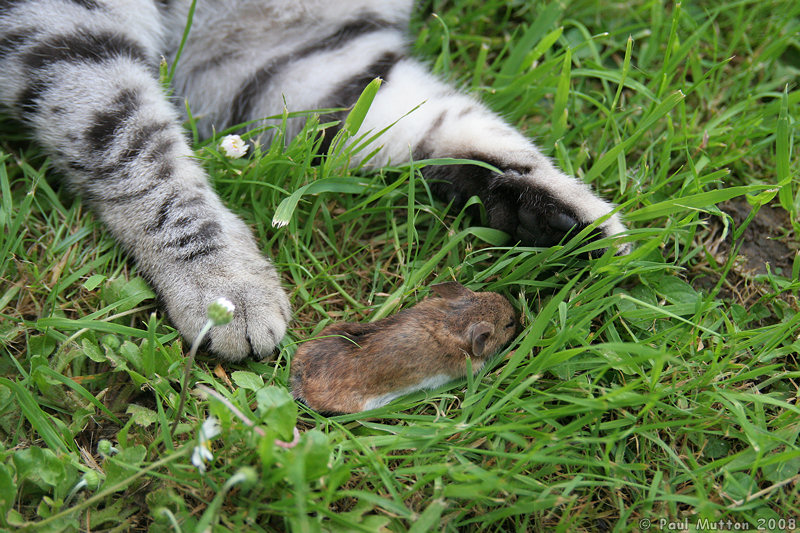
[
  {"xmin": 0, "ymin": 377, "xmax": 74, "ymax": 455},
  {"xmin": 498, "ymin": 1, "xmax": 561, "ymax": 78},
  {"xmin": 551, "ymin": 47, "xmax": 572, "ymax": 143},
  {"xmin": 584, "ymin": 90, "xmax": 685, "ymax": 183},
  {"xmin": 271, "ymin": 177, "xmax": 375, "ymax": 228},
  {"xmin": 31, "ymin": 366, "xmax": 122, "ymax": 425},
  {"xmin": 343, "ymin": 77, "xmax": 382, "ymax": 136},
  {"xmin": 776, "ymin": 85, "xmax": 793, "ymax": 212},
  {"xmin": 625, "ymin": 184, "xmax": 772, "ymax": 222}
]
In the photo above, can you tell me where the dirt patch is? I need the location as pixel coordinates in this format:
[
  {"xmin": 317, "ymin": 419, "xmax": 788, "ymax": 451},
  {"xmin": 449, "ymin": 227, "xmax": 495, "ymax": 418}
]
[
  {"xmin": 691, "ymin": 198, "xmax": 798, "ymax": 308},
  {"xmin": 716, "ymin": 198, "xmax": 797, "ymax": 277}
]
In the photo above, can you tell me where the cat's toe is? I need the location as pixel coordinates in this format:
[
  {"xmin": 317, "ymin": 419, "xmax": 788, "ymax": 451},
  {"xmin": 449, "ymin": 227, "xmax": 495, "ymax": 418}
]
[{"xmin": 245, "ymin": 294, "xmax": 291, "ymax": 358}]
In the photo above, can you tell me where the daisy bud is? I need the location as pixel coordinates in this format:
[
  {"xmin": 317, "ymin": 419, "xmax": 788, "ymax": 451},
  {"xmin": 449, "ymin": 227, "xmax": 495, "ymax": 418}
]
[{"xmin": 207, "ymin": 298, "xmax": 235, "ymax": 326}]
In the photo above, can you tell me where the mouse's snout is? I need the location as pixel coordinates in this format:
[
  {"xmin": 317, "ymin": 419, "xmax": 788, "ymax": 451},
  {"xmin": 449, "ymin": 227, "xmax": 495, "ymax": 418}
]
[{"xmin": 496, "ymin": 298, "xmax": 519, "ymax": 349}]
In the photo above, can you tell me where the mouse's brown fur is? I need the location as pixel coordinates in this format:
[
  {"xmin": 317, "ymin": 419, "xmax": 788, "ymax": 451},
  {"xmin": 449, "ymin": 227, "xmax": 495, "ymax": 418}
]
[{"xmin": 290, "ymin": 282, "xmax": 517, "ymax": 413}]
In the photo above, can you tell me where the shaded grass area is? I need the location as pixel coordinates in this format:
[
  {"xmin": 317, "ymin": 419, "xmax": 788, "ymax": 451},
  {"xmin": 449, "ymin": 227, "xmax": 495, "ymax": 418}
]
[{"xmin": 1, "ymin": 0, "xmax": 799, "ymax": 530}]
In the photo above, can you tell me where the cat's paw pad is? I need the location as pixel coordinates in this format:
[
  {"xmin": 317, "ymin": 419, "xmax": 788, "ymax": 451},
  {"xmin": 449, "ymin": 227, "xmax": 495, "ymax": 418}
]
[{"xmin": 515, "ymin": 207, "xmax": 582, "ymax": 248}]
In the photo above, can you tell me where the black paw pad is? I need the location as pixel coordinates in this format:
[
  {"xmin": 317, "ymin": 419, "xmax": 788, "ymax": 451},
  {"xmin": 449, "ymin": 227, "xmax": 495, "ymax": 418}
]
[
  {"xmin": 549, "ymin": 212, "xmax": 579, "ymax": 233},
  {"xmin": 516, "ymin": 207, "xmax": 582, "ymax": 247}
]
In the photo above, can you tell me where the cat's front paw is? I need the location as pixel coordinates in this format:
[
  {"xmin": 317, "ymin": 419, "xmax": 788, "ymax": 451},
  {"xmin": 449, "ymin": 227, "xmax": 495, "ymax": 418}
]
[
  {"xmin": 425, "ymin": 157, "xmax": 628, "ymax": 254},
  {"xmin": 161, "ymin": 261, "xmax": 291, "ymax": 361}
]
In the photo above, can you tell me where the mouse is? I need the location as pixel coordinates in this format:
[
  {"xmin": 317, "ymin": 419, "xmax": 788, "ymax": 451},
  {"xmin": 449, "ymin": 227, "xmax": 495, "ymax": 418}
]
[{"xmin": 290, "ymin": 281, "xmax": 517, "ymax": 414}]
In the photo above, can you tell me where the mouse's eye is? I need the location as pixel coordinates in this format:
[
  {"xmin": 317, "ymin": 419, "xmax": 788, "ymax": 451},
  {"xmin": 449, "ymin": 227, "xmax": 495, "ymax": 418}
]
[{"xmin": 505, "ymin": 320, "xmax": 515, "ymax": 329}]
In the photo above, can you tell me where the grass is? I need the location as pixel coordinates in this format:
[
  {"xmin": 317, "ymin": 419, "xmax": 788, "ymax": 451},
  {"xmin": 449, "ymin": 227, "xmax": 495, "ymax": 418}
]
[{"xmin": 1, "ymin": 0, "xmax": 800, "ymax": 530}]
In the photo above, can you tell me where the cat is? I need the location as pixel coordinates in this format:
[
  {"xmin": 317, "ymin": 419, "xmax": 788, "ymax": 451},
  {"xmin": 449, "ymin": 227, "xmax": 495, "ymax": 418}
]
[{"xmin": 0, "ymin": 0, "xmax": 626, "ymax": 360}]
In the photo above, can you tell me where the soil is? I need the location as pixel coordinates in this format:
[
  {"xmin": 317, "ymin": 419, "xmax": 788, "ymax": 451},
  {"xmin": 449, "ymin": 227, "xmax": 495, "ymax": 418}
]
[
  {"xmin": 717, "ymin": 198, "xmax": 797, "ymax": 277},
  {"xmin": 690, "ymin": 198, "xmax": 798, "ymax": 307}
]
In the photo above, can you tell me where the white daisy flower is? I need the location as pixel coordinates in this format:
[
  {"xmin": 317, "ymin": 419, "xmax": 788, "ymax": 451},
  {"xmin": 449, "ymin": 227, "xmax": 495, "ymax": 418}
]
[
  {"xmin": 219, "ymin": 134, "xmax": 249, "ymax": 159},
  {"xmin": 191, "ymin": 416, "xmax": 221, "ymax": 473}
]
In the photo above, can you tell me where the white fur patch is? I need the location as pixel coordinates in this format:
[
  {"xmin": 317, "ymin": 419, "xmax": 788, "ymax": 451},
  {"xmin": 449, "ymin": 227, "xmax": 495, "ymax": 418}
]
[{"xmin": 361, "ymin": 373, "xmax": 453, "ymax": 411}]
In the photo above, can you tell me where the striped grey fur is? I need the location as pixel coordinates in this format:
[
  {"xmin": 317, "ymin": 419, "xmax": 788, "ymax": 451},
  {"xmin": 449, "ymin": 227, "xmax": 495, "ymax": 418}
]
[{"xmin": 1, "ymin": 0, "xmax": 626, "ymax": 360}]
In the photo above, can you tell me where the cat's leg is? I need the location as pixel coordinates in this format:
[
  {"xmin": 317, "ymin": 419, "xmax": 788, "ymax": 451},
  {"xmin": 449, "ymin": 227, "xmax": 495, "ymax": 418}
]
[
  {"xmin": 173, "ymin": 0, "xmax": 627, "ymax": 250},
  {"xmin": 0, "ymin": 1, "xmax": 290, "ymax": 360}
]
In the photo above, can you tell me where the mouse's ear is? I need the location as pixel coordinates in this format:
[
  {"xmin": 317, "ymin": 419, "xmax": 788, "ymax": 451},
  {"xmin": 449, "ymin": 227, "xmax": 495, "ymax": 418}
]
[
  {"xmin": 430, "ymin": 281, "xmax": 472, "ymax": 300},
  {"xmin": 467, "ymin": 321, "xmax": 494, "ymax": 357}
]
